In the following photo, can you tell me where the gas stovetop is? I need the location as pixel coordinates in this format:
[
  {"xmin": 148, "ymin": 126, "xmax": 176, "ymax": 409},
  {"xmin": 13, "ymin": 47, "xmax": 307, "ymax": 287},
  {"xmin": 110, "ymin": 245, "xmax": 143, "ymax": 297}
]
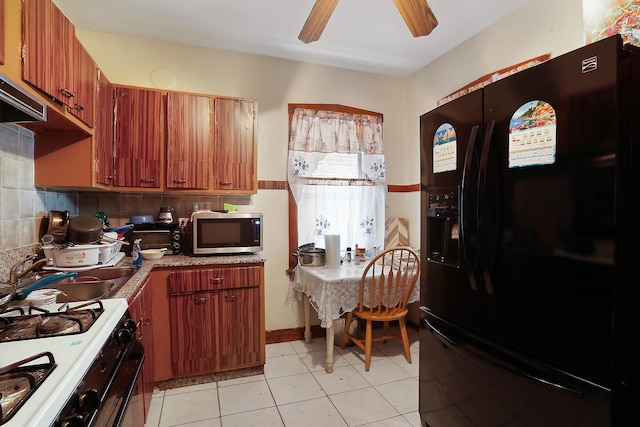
[
  {"xmin": 0, "ymin": 299, "xmax": 128, "ymax": 427},
  {"xmin": 0, "ymin": 301, "xmax": 105, "ymax": 342}
]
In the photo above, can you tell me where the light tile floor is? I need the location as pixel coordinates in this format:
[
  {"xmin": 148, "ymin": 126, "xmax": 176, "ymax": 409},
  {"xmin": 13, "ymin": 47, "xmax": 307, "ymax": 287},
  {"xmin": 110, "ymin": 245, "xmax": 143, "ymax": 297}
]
[{"xmin": 145, "ymin": 326, "xmax": 421, "ymax": 427}]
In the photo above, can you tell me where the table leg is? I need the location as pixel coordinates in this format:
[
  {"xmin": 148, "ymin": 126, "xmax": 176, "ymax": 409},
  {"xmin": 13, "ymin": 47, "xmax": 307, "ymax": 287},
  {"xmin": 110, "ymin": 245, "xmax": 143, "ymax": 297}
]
[
  {"xmin": 303, "ymin": 294, "xmax": 312, "ymax": 344},
  {"xmin": 325, "ymin": 323, "xmax": 335, "ymax": 373}
]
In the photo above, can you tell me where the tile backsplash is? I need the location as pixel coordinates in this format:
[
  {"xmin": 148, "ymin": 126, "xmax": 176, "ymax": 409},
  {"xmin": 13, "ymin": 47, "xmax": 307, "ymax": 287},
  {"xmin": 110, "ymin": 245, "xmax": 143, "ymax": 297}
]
[
  {"xmin": 78, "ymin": 192, "xmax": 252, "ymax": 228},
  {"xmin": 0, "ymin": 123, "xmax": 76, "ymax": 249},
  {"xmin": 0, "ymin": 122, "xmax": 251, "ymax": 280}
]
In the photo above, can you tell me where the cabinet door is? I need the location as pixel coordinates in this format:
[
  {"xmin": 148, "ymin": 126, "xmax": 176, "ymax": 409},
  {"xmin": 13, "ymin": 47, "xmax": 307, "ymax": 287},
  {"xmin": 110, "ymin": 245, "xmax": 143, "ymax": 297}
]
[
  {"xmin": 68, "ymin": 36, "xmax": 96, "ymax": 126},
  {"xmin": 217, "ymin": 286, "xmax": 261, "ymax": 370},
  {"xmin": 168, "ymin": 270, "xmax": 218, "ymax": 376},
  {"xmin": 169, "ymin": 290, "xmax": 217, "ymax": 376},
  {"xmin": 95, "ymin": 71, "xmax": 114, "ymax": 185},
  {"xmin": 22, "ymin": 0, "xmax": 95, "ymax": 126},
  {"xmin": 166, "ymin": 92, "xmax": 211, "ymax": 189},
  {"xmin": 23, "ymin": 0, "xmax": 69, "ymax": 104},
  {"xmin": 213, "ymin": 98, "xmax": 257, "ymax": 191},
  {"xmin": 128, "ymin": 279, "xmax": 154, "ymax": 426},
  {"xmin": 0, "ymin": 0, "xmax": 5, "ymax": 65},
  {"xmin": 113, "ymin": 87, "xmax": 162, "ymax": 188}
]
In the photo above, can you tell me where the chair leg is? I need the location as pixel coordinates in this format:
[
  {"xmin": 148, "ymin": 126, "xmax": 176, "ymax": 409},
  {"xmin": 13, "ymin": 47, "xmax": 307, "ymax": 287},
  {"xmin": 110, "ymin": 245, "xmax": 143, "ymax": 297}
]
[
  {"xmin": 382, "ymin": 321, "xmax": 391, "ymax": 343},
  {"xmin": 399, "ymin": 318, "xmax": 412, "ymax": 364},
  {"xmin": 364, "ymin": 320, "xmax": 373, "ymax": 371},
  {"xmin": 341, "ymin": 312, "xmax": 353, "ymax": 349}
]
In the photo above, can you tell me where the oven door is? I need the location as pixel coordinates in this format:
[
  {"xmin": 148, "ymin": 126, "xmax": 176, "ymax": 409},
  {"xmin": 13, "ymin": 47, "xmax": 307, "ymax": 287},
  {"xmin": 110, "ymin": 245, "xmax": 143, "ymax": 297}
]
[{"xmin": 91, "ymin": 341, "xmax": 144, "ymax": 427}]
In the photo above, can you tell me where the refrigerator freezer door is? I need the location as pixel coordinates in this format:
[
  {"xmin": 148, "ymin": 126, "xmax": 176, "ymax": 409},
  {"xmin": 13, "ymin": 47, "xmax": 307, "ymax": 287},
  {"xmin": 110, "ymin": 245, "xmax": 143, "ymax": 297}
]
[{"xmin": 421, "ymin": 89, "xmax": 484, "ymax": 334}]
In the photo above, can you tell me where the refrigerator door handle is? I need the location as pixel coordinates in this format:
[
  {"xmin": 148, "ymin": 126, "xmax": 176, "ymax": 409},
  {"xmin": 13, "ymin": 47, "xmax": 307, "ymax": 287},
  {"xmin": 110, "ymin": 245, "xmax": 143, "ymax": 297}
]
[
  {"xmin": 478, "ymin": 120, "xmax": 495, "ymax": 294},
  {"xmin": 426, "ymin": 318, "xmax": 586, "ymax": 396},
  {"xmin": 460, "ymin": 125, "xmax": 479, "ymax": 291}
]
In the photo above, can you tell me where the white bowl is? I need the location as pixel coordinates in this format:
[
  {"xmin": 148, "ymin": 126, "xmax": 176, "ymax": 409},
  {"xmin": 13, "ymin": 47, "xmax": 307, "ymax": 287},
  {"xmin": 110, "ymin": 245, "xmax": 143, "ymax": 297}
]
[
  {"xmin": 141, "ymin": 249, "xmax": 166, "ymax": 260},
  {"xmin": 26, "ymin": 289, "xmax": 58, "ymax": 307}
]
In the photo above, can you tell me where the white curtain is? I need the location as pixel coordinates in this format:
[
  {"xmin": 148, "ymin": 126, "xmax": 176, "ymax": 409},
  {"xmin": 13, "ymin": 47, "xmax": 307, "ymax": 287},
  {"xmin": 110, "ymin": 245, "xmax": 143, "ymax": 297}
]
[{"xmin": 287, "ymin": 108, "xmax": 386, "ymax": 254}]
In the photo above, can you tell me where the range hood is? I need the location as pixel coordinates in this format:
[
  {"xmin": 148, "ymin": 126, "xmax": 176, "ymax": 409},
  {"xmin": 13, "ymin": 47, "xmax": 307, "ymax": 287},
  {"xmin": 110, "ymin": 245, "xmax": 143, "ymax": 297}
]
[{"xmin": 0, "ymin": 73, "xmax": 46, "ymax": 123}]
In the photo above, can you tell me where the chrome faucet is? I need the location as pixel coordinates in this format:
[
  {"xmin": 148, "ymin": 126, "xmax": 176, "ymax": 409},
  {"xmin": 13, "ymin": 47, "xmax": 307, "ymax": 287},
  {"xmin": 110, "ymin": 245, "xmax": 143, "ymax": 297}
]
[{"xmin": 9, "ymin": 254, "xmax": 47, "ymax": 284}]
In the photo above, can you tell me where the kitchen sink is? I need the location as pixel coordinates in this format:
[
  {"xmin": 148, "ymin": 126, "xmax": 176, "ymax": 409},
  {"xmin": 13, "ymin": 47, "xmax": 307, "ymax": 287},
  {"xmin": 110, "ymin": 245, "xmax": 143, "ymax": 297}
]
[{"xmin": 46, "ymin": 266, "xmax": 137, "ymax": 302}]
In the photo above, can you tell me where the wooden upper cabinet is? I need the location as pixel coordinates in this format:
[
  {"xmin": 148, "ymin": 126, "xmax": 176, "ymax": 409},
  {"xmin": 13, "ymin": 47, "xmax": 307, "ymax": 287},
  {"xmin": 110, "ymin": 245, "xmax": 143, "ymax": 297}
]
[
  {"xmin": 22, "ymin": 0, "xmax": 95, "ymax": 127},
  {"xmin": 68, "ymin": 36, "xmax": 96, "ymax": 126},
  {"xmin": 166, "ymin": 92, "xmax": 211, "ymax": 189},
  {"xmin": 1, "ymin": 0, "xmax": 5, "ymax": 65},
  {"xmin": 95, "ymin": 71, "xmax": 114, "ymax": 186},
  {"xmin": 113, "ymin": 86, "xmax": 163, "ymax": 188},
  {"xmin": 22, "ymin": 0, "xmax": 68, "ymax": 101},
  {"xmin": 213, "ymin": 98, "xmax": 257, "ymax": 192}
]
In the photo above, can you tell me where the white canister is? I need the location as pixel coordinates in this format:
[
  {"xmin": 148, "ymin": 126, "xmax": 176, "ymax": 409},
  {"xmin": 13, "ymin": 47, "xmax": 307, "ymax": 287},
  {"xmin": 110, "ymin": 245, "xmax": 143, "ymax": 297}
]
[
  {"xmin": 325, "ymin": 234, "xmax": 341, "ymax": 269},
  {"xmin": 25, "ymin": 289, "xmax": 58, "ymax": 307}
]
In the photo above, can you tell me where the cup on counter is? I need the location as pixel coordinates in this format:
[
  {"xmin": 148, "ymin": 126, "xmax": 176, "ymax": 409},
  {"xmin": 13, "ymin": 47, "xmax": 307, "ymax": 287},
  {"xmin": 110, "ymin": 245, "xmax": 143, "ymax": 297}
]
[{"xmin": 201, "ymin": 202, "xmax": 212, "ymax": 211}]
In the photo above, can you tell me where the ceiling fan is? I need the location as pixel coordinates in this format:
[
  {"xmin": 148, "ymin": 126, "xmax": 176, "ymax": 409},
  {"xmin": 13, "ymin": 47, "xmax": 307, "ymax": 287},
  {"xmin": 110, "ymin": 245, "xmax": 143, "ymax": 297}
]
[{"xmin": 298, "ymin": 0, "xmax": 438, "ymax": 44}]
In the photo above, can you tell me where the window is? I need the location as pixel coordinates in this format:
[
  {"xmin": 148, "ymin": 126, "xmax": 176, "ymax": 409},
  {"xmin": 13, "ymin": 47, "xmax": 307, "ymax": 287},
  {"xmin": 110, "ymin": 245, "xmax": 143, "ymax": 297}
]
[{"xmin": 287, "ymin": 105, "xmax": 386, "ymax": 272}]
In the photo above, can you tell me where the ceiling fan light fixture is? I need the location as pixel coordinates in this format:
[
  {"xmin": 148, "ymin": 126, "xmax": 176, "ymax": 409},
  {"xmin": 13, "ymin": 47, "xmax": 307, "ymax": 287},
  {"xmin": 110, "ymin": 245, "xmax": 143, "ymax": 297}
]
[{"xmin": 393, "ymin": 0, "xmax": 438, "ymax": 37}]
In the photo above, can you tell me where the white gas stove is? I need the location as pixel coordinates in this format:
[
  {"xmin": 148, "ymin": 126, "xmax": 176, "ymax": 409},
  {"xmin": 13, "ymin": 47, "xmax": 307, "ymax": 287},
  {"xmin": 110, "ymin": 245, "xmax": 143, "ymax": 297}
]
[{"xmin": 0, "ymin": 298, "xmax": 142, "ymax": 427}]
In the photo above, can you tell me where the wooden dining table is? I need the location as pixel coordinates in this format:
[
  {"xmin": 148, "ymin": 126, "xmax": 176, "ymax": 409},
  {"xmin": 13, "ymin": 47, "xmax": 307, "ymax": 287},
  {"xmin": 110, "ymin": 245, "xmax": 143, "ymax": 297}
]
[{"xmin": 293, "ymin": 261, "xmax": 420, "ymax": 373}]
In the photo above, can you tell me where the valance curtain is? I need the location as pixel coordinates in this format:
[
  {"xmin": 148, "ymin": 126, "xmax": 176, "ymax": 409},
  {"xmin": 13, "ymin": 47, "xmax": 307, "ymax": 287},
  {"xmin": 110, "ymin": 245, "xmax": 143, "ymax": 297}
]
[{"xmin": 287, "ymin": 108, "xmax": 386, "ymax": 253}]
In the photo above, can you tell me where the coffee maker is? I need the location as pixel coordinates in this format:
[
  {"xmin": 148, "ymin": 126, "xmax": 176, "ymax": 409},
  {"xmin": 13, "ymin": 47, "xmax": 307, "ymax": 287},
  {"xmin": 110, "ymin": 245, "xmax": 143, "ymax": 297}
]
[{"xmin": 157, "ymin": 206, "xmax": 177, "ymax": 226}]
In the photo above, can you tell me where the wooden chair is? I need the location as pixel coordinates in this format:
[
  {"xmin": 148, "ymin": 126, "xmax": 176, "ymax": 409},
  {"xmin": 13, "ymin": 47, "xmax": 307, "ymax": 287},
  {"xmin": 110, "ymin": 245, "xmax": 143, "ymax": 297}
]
[{"xmin": 341, "ymin": 246, "xmax": 420, "ymax": 371}]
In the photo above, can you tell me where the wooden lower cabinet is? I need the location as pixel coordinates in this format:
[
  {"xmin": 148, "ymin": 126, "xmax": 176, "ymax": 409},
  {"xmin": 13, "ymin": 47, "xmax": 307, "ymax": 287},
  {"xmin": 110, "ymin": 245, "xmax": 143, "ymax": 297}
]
[
  {"xmin": 151, "ymin": 263, "xmax": 265, "ymax": 382},
  {"xmin": 127, "ymin": 276, "xmax": 155, "ymax": 424},
  {"xmin": 168, "ymin": 286, "xmax": 218, "ymax": 376},
  {"xmin": 218, "ymin": 286, "xmax": 261, "ymax": 370}
]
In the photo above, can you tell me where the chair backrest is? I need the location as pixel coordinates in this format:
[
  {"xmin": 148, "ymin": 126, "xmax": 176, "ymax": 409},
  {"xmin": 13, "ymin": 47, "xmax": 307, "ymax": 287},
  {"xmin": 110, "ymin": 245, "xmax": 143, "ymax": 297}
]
[{"xmin": 357, "ymin": 246, "xmax": 420, "ymax": 315}]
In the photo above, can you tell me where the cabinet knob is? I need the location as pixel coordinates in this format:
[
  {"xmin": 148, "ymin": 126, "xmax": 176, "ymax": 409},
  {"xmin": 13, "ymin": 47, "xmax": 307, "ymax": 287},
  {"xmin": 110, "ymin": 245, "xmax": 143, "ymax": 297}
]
[
  {"xmin": 73, "ymin": 103, "xmax": 85, "ymax": 112},
  {"xmin": 209, "ymin": 277, "xmax": 224, "ymax": 284},
  {"xmin": 220, "ymin": 181, "xmax": 232, "ymax": 186},
  {"xmin": 140, "ymin": 178, "xmax": 156, "ymax": 183},
  {"xmin": 173, "ymin": 179, "xmax": 187, "ymax": 184},
  {"xmin": 194, "ymin": 296, "xmax": 209, "ymax": 303},
  {"xmin": 224, "ymin": 294, "xmax": 239, "ymax": 301}
]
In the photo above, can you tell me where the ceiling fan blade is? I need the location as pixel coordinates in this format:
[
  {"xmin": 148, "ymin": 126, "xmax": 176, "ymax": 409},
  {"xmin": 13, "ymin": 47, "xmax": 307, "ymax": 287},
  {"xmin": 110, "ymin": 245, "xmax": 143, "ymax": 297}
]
[
  {"xmin": 298, "ymin": 0, "xmax": 340, "ymax": 44},
  {"xmin": 393, "ymin": 0, "xmax": 438, "ymax": 37}
]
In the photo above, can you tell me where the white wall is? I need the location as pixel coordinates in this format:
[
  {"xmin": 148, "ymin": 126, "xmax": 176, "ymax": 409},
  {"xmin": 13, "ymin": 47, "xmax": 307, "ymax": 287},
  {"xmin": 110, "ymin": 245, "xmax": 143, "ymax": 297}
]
[
  {"xmin": 402, "ymin": 0, "xmax": 585, "ymax": 245},
  {"xmin": 75, "ymin": 0, "xmax": 588, "ymax": 331},
  {"xmin": 77, "ymin": 32, "xmax": 405, "ymax": 331}
]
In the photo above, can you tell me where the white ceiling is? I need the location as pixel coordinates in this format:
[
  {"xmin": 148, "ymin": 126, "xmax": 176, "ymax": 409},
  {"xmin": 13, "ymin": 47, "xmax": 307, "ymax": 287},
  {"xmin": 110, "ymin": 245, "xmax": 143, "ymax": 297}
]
[{"xmin": 53, "ymin": 0, "xmax": 527, "ymax": 78}]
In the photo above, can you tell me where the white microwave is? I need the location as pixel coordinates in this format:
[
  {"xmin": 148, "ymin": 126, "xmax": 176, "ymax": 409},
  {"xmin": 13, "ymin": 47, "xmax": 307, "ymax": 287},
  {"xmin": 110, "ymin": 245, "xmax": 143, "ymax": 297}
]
[{"xmin": 191, "ymin": 211, "xmax": 263, "ymax": 255}]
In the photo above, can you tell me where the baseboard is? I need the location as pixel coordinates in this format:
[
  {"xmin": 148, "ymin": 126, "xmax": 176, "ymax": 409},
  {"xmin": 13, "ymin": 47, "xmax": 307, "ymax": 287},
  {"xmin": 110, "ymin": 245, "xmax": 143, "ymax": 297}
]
[
  {"xmin": 265, "ymin": 320, "xmax": 419, "ymax": 345},
  {"xmin": 265, "ymin": 326, "xmax": 324, "ymax": 344}
]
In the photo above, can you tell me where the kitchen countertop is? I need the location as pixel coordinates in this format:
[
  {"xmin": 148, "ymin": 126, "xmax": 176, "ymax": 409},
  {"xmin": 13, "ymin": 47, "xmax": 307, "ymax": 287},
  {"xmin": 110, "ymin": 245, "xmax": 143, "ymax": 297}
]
[{"xmin": 111, "ymin": 254, "xmax": 266, "ymax": 301}]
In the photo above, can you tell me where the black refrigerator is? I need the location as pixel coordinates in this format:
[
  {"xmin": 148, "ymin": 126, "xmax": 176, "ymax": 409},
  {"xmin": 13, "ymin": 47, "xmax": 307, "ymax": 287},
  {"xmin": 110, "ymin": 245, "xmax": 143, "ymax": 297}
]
[{"xmin": 419, "ymin": 35, "xmax": 640, "ymax": 427}]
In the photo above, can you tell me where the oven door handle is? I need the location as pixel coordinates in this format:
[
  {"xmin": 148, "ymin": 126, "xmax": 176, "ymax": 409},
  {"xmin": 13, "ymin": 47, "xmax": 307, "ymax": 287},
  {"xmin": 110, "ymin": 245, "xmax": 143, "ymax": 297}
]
[{"xmin": 112, "ymin": 343, "xmax": 145, "ymax": 427}]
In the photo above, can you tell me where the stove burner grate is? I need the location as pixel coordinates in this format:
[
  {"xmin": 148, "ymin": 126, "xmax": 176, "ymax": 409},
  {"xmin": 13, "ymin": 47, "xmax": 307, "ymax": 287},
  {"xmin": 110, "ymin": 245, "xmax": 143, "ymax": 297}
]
[
  {"xmin": 0, "ymin": 300, "xmax": 104, "ymax": 342},
  {"xmin": 0, "ymin": 352, "xmax": 56, "ymax": 425}
]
